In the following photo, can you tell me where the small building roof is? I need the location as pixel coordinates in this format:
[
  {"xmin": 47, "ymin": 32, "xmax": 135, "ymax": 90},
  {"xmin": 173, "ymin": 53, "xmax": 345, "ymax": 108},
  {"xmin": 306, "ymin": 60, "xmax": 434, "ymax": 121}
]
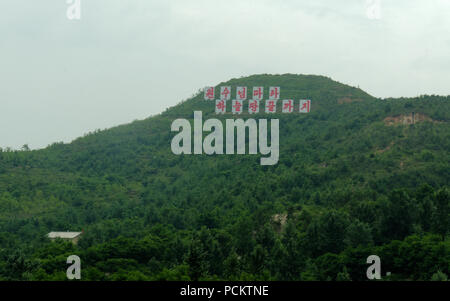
[{"xmin": 48, "ymin": 232, "xmax": 82, "ymax": 239}]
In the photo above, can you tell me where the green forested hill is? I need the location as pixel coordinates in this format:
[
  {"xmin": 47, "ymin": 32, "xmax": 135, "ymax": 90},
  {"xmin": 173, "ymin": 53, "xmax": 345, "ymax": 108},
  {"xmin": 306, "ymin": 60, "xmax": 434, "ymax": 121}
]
[{"xmin": 0, "ymin": 74, "xmax": 448, "ymax": 281}]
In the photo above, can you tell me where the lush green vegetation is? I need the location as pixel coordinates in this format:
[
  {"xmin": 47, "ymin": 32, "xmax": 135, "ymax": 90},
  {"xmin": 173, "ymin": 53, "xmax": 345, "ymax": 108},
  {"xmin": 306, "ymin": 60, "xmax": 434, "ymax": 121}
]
[{"xmin": 0, "ymin": 74, "xmax": 448, "ymax": 281}]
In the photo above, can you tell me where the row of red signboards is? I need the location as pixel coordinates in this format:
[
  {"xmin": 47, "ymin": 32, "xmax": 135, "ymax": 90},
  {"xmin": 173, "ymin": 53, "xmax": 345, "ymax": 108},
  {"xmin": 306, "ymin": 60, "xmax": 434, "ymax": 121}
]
[
  {"xmin": 215, "ymin": 99, "xmax": 311, "ymax": 114},
  {"xmin": 204, "ymin": 86, "xmax": 281, "ymax": 101}
]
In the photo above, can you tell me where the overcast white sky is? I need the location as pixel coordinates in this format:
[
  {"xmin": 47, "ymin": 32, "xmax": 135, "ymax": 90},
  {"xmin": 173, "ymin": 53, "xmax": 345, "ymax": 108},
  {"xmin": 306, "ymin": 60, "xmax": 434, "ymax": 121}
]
[{"xmin": 0, "ymin": 0, "xmax": 449, "ymax": 149}]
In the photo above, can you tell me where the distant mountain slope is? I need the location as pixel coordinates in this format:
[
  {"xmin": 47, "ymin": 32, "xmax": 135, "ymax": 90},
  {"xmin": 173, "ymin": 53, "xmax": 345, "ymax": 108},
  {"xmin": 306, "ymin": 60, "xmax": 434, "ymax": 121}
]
[{"xmin": 0, "ymin": 74, "xmax": 448, "ymax": 281}]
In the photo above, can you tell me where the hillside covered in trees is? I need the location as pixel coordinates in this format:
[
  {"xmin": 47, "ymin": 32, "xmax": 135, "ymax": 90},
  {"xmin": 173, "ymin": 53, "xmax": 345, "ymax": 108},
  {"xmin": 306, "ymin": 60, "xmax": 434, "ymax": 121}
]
[{"xmin": 0, "ymin": 74, "xmax": 448, "ymax": 281}]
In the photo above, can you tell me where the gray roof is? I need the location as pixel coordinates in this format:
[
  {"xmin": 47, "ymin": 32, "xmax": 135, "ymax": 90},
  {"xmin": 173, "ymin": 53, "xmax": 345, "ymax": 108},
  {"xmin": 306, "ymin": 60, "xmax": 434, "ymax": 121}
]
[{"xmin": 47, "ymin": 232, "xmax": 82, "ymax": 239}]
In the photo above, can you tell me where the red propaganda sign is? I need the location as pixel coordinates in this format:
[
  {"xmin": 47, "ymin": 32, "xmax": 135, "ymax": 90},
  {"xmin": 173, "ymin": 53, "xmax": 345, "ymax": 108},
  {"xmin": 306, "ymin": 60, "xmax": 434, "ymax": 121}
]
[
  {"xmin": 236, "ymin": 87, "xmax": 247, "ymax": 100},
  {"xmin": 299, "ymin": 99, "xmax": 311, "ymax": 113},
  {"xmin": 232, "ymin": 100, "xmax": 243, "ymax": 114},
  {"xmin": 252, "ymin": 87, "xmax": 264, "ymax": 100},
  {"xmin": 248, "ymin": 100, "xmax": 260, "ymax": 114},
  {"xmin": 204, "ymin": 87, "xmax": 215, "ymax": 100},
  {"xmin": 282, "ymin": 99, "xmax": 294, "ymax": 113},
  {"xmin": 269, "ymin": 87, "xmax": 280, "ymax": 100},
  {"xmin": 265, "ymin": 100, "xmax": 277, "ymax": 113},
  {"xmin": 220, "ymin": 86, "xmax": 231, "ymax": 100},
  {"xmin": 215, "ymin": 99, "xmax": 226, "ymax": 114}
]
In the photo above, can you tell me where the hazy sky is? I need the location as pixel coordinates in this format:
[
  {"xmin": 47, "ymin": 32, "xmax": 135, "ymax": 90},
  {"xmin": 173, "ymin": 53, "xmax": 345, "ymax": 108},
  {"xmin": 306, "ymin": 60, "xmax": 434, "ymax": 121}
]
[{"xmin": 1, "ymin": 0, "xmax": 449, "ymax": 149}]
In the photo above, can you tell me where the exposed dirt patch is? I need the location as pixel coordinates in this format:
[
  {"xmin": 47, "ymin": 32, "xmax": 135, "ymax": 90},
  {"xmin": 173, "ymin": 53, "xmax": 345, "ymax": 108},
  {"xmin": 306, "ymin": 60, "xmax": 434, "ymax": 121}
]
[
  {"xmin": 337, "ymin": 97, "xmax": 363, "ymax": 104},
  {"xmin": 384, "ymin": 113, "xmax": 441, "ymax": 126},
  {"xmin": 376, "ymin": 141, "xmax": 394, "ymax": 154},
  {"xmin": 272, "ymin": 213, "xmax": 288, "ymax": 234}
]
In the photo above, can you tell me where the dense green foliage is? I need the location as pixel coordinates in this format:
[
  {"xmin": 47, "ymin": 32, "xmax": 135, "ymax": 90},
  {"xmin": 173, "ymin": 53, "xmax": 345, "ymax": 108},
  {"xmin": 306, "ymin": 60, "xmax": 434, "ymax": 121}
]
[{"xmin": 0, "ymin": 74, "xmax": 448, "ymax": 281}]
